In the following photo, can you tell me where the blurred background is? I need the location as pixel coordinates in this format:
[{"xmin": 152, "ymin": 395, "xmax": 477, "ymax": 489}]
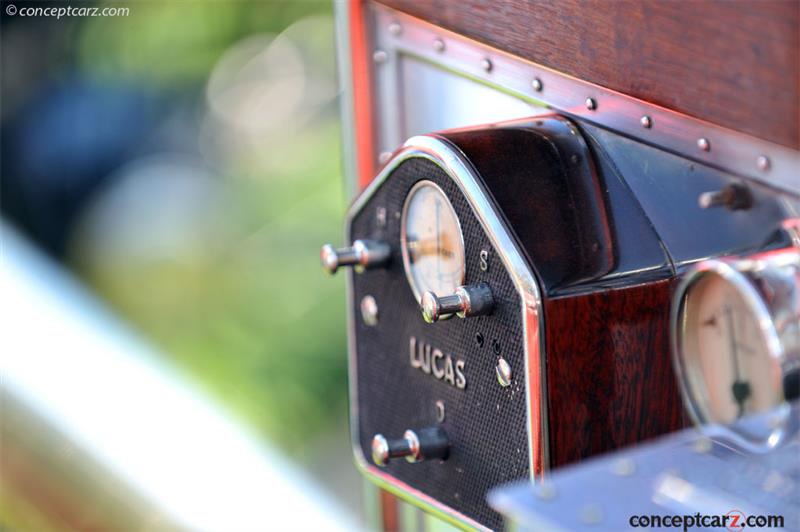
[{"xmin": 1, "ymin": 0, "xmax": 361, "ymax": 529}]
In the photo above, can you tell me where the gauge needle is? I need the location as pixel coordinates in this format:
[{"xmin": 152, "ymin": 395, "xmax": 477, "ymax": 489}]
[
  {"xmin": 435, "ymin": 199, "xmax": 441, "ymax": 281},
  {"xmin": 725, "ymin": 304, "xmax": 751, "ymax": 417}
]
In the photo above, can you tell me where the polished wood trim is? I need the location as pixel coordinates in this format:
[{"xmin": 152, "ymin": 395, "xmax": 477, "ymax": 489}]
[
  {"xmin": 378, "ymin": 0, "xmax": 800, "ymax": 150},
  {"xmin": 544, "ymin": 280, "xmax": 685, "ymax": 467}
]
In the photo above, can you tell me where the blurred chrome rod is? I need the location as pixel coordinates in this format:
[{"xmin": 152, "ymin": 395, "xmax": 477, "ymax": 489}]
[{"xmin": 0, "ymin": 223, "xmax": 360, "ymax": 531}]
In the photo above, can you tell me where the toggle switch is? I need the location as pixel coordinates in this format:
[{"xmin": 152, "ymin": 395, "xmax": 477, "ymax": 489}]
[
  {"xmin": 698, "ymin": 183, "xmax": 752, "ymax": 210},
  {"xmin": 371, "ymin": 427, "xmax": 449, "ymax": 467},
  {"xmin": 320, "ymin": 239, "xmax": 390, "ymax": 274},
  {"xmin": 420, "ymin": 282, "xmax": 494, "ymax": 323}
]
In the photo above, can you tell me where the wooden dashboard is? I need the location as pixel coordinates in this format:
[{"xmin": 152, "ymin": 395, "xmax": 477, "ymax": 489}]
[{"xmin": 378, "ymin": 0, "xmax": 800, "ymax": 149}]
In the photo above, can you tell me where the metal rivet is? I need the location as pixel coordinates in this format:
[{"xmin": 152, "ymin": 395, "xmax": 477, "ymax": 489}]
[
  {"xmin": 433, "ymin": 38, "xmax": 445, "ymax": 52},
  {"xmin": 496, "ymin": 358, "xmax": 512, "ymax": 387},
  {"xmin": 373, "ymin": 50, "xmax": 388, "ymax": 64},
  {"xmin": 376, "ymin": 207, "xmax": 387, "ymax": 229},
  {"xmin": 640, "ymin": 115, "xmax": 652, "ymax": 129},
  {"xmin": 692, "ymin": 437, "xmax": 713, "ymax": 454},
  {"xmin": 579, "ymin": 504, "xmax": 603, "ymax": 525},
  {"xmin": 481, "ymin": 58, "xmax": 493, "ymax": 72},
  {"xmin": 378, "ymin": 151, "xmax": 392, "ymax": 164},
  {"xmin": 531, "ymin": 77, "xmax": 543, "ymax": 91},
  {"xmin": 585, "ymin": 97, "xmax": 597, "ymax": 110},
  {"xmin": 360, "ymin": 295, "xmax": 379, "ymax": 326},
  {"xmin": 535, "ymin": 483, "xmax": 557, "ymax": 500},
  {"xmin": 757, "ymin": 155, "xmax": 770, "ymax": 171},
  {"xmin": 388, "ymin": 22, "xmax": 402, "ymax": 36},
  {"xmin": 435, "ymin": 400, "xmax": 445, "ymax": 423},
  {"xmin": 611, "ymin": 458, "xmax": 636, "ymax": 476},
  {"xmin": 697, "ymin": 137, "xmax": 710, "ymax": 151},
  {"xmin": 761, "ymin": 471, "xmax": 784, "ymax": 493}
]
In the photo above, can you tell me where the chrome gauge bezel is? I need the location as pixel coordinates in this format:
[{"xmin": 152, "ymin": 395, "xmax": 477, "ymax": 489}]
[
  {"xmin": 399, "ymin": 179, "xmax": 466, "ymax": 304},
  {"xmin": 671, "ymin": 256, "xmax": 798, "ymax": 451}
]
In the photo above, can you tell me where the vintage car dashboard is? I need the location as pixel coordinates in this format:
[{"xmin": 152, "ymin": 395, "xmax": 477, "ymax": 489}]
[{"xmin": 324, "ymin": 2, "xmax": 800, "ymax": 531}]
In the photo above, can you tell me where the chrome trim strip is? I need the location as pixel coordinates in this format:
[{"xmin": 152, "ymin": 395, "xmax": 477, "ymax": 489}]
[
  {"xmin": 371, "ymin": 3, "xmax": 800, "ymax": 198},
  {"xmin": 334, "ymin": 1, "xmax": 357, "ymax": 198},
  {"xmin": 345, "ymin": 135, "xmax": 547, "ymax": 530}
]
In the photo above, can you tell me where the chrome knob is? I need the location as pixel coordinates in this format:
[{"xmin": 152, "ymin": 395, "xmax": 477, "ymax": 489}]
[
  {"xmin": 420, "ymin": 282, "xmax": 494, "ymax": 323},
  {"xmin": 371, "ymin": 427, "xmax": 449, "ymax": 467},
  {"xmin": 698, "ymin": 183, "xmax": 752, "ymax": 210},
  {"xmin": 320, "ymin": 239, "xmax": 390, "ymax": 274}
]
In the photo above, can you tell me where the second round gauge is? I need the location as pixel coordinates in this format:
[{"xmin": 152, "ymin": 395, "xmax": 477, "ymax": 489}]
[{"xmin": 401, "ymin": 181, "xmax": 466, "ymax": 302}]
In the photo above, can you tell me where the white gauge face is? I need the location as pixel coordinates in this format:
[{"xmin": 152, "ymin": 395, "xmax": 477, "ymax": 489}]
[
  {"xmin": 677, "ymin": 272, "xmax": 782, "ymax": 426},
  {"xmin": 401, "ymin": 181, "xmax": 466, "ymax": 302}
]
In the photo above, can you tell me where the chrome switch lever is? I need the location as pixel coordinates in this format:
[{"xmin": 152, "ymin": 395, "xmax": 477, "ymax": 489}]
[
  {"xmin": 421, "ymin": 282, "xmax": 494, "ymax": 323},
  {"xmin": 320, "ymin": 239, "xmax": 390, "ymax": 274},
  {"xmin": 371, "ymin": 427, "xmax": 449, "ymax": 467}
]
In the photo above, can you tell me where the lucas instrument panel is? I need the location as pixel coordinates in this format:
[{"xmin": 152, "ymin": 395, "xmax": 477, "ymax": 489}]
[{"xmin": 324, "ymin": 2, "xmax": 800, "ymax": 530}]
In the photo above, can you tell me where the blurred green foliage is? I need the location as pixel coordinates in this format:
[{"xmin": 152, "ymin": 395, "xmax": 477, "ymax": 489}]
[
  {"xmin": 77, "ymin": 1, "xmax": 330, "ymax": 87},
  {"xmin": 70, "ymin": 1, "xmax": 350, "ymax": 460}
]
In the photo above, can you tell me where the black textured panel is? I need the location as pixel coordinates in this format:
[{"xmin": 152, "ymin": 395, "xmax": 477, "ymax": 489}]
[{"xmin": 350, "ymin": 157, "xmax": 530, "ymax": 530}]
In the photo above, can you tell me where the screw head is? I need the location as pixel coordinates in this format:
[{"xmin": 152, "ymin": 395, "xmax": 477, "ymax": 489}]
[
  {"xmin": 433, "ymin": 38, "xmax": 445, "ymax": 52},
  {"xmin": 640, "ymin": 115, "xmax": 652, "ymax": 129},
  {"xmin": 585, "ymin": 97, "xmax": 597, "ymax": 110},
  {"xmin": 697, "ymin": 137, "xmax": 711, "ymax": 151},
  {"xmin": 531, "ymin": 77, "xmax": 543, "ymax": 91},
  {"xmin": 579, "ymin": 504, "xmax": 603, "ymax": 525},
  {"xmin": 373, "ymin": 50, "xmax": 388, "ymax": 64},
  {"xmin": 757, "ymin": 155, "xmax": 770, "ymax": 171},
  {"xmin": 611, "ymin": 458, "xmax": 636, "ymax": 476},
  {"xmin": 360, "ymin": 295, "xmax": 379, "ymax": 326},
  {"xmin": 481, "ymin": 58, "xmax": 493, "ymax": 72},
  {"xmin": 693, "ymin": 437, "xmax": 713, "ymax": 454},
  {"xmin": 388, "ymin": 22, "xmax": 402, "ymax": 35},
  {"xmin": 496, "ymin": 357, "xmax": 512, "ymax": 387}
]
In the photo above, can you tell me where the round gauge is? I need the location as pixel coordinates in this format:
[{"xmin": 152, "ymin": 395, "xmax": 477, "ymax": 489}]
[
  {"xmin": 672, "ymin": 260, "xmax": 792, "ymax": 447},
  {"xmin": 401, "ymin": 181, "xmax": 466, "ymax": 303}
]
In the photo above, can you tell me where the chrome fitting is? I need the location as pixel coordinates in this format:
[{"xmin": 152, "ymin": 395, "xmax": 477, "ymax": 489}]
[
  {"xmin": 421, "ymin": 282, "xmax": 494, "ymax": 323},
  {"xmin": 320, "ymin": 239, "xmax": 390, "ymax": 274}
]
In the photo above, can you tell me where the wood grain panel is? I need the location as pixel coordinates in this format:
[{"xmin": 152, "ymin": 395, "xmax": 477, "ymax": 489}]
[
  {"xmin": 378, "ymin": 0, "xmax": 800, "ymax": 149},
  {"xmin": 544, "ymin": 280, "xmax": 685, "ymax": 468}
]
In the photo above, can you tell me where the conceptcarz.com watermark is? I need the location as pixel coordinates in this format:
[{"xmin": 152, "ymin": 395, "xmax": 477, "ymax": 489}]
[
  {"xmin": 629, "ymin": 510, "xmax": 784, "ymax": 531},
  {"xmin": 4, "ymin": 4, "xmax": 130, "ymax": 18}
]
